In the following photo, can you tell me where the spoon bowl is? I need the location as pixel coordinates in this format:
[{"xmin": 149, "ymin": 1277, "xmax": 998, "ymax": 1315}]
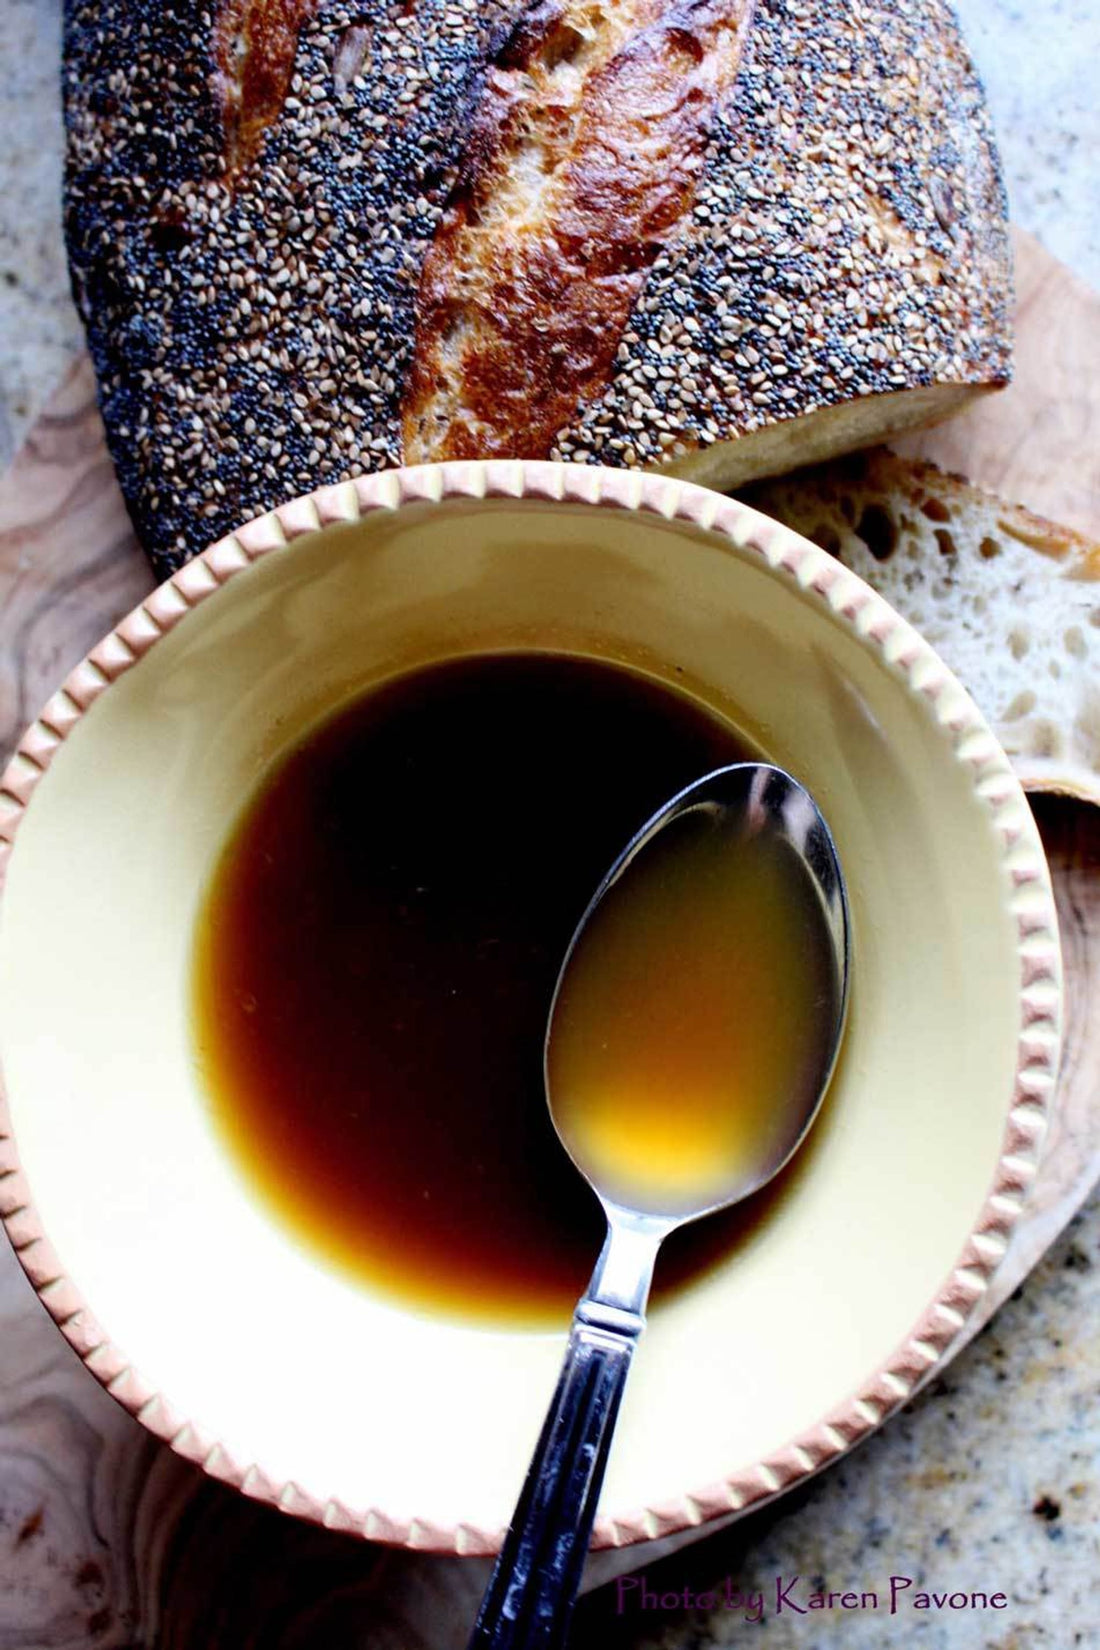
[
  {"xmin": 469, "ymin": 763, "xmax": 849, "ymax": 1649},
  {"xmin": 549, "ymin": 763, "xmax": 849, "ymax": 1221}
]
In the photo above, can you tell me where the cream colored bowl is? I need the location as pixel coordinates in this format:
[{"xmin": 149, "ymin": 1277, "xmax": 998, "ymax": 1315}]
[{"xmin": 0, "ymin": 462, "xmax": 1060, "ymax": 1554}]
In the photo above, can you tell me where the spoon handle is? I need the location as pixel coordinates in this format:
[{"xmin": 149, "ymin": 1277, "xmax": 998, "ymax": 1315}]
[{"xmin": 467, "ymin": 1301, "xmax": 641, "ymax": 1650}]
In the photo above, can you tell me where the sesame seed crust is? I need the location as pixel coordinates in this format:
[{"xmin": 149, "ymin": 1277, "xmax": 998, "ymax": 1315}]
[
  {"xmin": 63, "ymin": 0, "xmax": 1011, "ymax": 578},
  {"xmin": 552, "ymin": 0, "xmax": 1012, "ymax": 473}
]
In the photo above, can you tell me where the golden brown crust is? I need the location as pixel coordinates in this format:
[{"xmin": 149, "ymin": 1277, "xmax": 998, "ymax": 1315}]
[
  {"xmin": 65, "ymin": 0, "xmax": 1013, "ymax": 575},
  {"xmin": 212, "ymin": 0, "xmax": 320, "ymax": 184},
  {"xmin": 401, "ymin": 0, "xmax": 755, "ymax": 462}
]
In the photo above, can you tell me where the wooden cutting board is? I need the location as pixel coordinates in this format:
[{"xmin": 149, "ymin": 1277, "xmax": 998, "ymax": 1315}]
[{"xmin": 1, "ymin": 226, "xmax": 1099, "ymax": 1649}]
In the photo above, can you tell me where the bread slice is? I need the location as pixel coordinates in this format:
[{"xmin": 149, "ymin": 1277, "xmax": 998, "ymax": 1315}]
[
  {"xmin": 64, "ymin": 0, "xmax": 1011, "ymax": 577},
  {"xmin": 740, "ymin": 449, "xmax": 1100, "ymax": 804}
]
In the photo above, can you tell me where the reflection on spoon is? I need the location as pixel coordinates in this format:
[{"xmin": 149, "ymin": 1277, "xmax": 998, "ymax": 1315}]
[{"xmin": 468, "ymin": 763, "xmax": 850, "ymax": 1650}]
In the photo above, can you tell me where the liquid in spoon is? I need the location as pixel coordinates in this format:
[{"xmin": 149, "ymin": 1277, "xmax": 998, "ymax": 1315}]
[{"xmin": 548, "ymin": 795, "xmax": 842, "ymax": 1215}]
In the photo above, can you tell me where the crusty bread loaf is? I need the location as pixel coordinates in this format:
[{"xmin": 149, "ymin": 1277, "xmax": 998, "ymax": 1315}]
[
  {"xmin": 64, "ymin": 0, "xmax": 1011, "ymax": 577},
  {"xmin": 740, "ymin": 449, "xmax": 1100, "ymax": 804}
]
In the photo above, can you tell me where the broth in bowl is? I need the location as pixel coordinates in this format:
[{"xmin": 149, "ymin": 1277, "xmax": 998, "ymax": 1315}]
[
  {"xmin": 0, "ymin": 466, "xmax": 1051, "ymax": 1548},
  {"xmin": 191, "ymin": 650, "xmax": 764, "ymax": 1325}
]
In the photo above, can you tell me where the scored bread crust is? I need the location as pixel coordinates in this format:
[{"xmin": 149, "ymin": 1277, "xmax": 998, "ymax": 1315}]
[
  {"xmin": 212, "ymin": 0, "xmax": 323, "ymax": 182},
  {"xmin": 63, "ymin": 0, "xmax": 1011, "ymax": 577},
  {"xmin": 401, "ymin": 0, "xmax": 755, "ymax": 461}
]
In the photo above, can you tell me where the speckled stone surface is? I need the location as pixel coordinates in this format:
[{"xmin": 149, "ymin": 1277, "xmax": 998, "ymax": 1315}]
[
  {"xmin": 571, "ymin": 1215, "xmax": 1100, "ymax": 1647},
  {"xmin": 0, "ymin": 3, "xmax": 1098, "ymax": 1647},
  {"xmin": 0, "ymin": 0, "xmax": 78, "ymax": 468},
  {"xmin": 954, "ymin": 0, "xmax": 1100, "ymax": 290}
]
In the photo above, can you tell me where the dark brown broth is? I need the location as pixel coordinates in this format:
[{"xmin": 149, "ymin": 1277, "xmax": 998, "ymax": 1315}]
[{"xmin": 192, "ymin": 652, "xmax": 762, "ymax": 1325}]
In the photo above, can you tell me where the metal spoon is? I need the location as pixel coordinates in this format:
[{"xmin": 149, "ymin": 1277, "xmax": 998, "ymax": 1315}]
[{"xmin": 467, "ymin": 763, "xmax": 850, "ymax": 1650}]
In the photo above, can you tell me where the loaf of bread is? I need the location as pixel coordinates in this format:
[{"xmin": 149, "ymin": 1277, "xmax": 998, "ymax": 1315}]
[
  {"xmin": 63, "ymin": 0, "xmax": 1012, "ymax": 578},
  {"xmin": 740, "ymin": 449, "xmax": 1100, "ymax": 804}
]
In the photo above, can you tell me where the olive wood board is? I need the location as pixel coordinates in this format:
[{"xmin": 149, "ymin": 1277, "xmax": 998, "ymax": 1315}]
[{"xmin": 0, "ymin": 226, "xmax": 1099, "ymax": 1648}]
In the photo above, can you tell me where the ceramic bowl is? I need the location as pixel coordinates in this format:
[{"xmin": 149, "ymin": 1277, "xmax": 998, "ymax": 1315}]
[{"xmin": 0, "ymin": 461, "xmax": 1061, "ymax": 1555}]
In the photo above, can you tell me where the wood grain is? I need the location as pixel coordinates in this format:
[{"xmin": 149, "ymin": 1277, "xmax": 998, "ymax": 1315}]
[
  {"xmin": 1, "ymin": 233, "xmax": 1100, "ymax": 1648},
  {"xmin": 0, "ymin": 356, "xmax": 152, "ymax": 764}
]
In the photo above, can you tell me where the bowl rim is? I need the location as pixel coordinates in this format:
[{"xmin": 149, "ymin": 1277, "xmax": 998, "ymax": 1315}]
[{"xmin": 0, "ymin": 457, "xmax": 1062, "ymax": 1556}]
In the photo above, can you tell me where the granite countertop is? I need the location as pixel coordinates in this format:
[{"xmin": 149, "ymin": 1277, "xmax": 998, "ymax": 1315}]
[{"xmin": 1, "ymin": 2, "xmax": 1099, "ymax": 1647}]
